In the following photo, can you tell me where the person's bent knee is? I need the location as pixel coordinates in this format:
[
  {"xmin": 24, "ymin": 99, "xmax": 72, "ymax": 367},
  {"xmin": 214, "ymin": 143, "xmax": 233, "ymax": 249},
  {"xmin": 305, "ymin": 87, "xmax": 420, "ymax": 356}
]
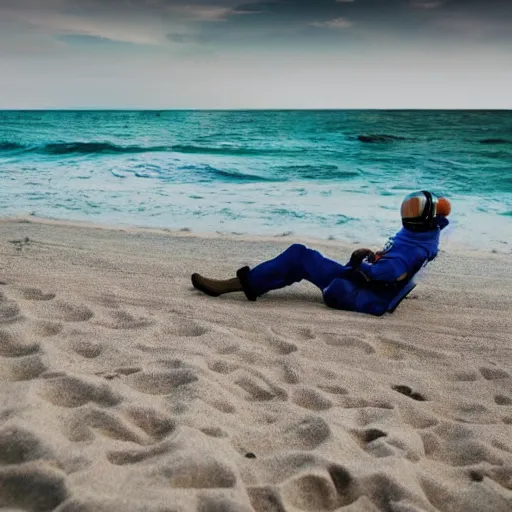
[
  {"xmin": 322, "ymin": 278, "xmax": 356, "ymax": 311},
  {"xmin": 288, "ymin": 243, "xmax": 307, "ymax": 256},
  {"xmin": 323, "ymin": 289, "xmax": 341, "ymax": 309}
]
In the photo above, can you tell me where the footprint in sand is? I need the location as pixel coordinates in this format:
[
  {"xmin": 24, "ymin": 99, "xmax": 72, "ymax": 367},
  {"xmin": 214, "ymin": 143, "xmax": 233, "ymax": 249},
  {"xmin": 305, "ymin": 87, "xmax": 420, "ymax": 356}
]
[
  {"xmin": 49, "ymin": 301, "xmax": 94, "ymax": 322},
  {"xmin": 122, "ymin": 405, "xmax": 176, "ymax": 440},
  {"xmin": 0, "ymin": 329, "xmax": 40, "ymax": 358},
  {"xmin": 316, "ymin": 368, "xmax": 338, "ymax": 381},
  {"xmin": 421, "ymin": 431, "xmax": 441, "ymax": 457},
  {"xmin": 431, "ymin": 437, "xmax": 504, "ymax": 466},
  {"xmin": 379, "ymin": 336, "xmax": 447, "ymax": 362},
  {"xmin": 203, "ymin": 334, "xmax": 240, "ymax": 355},
  {"xmin": 423, "ymin": 423, "xmax": 506, "ymax": 466},
  {"xmin": 6, "ymin": 354, "xmax": 48, "ymax": 381},
  {"xmin": 491, "ymin": 440, "xmax": 512, "ymax": 454},
  {"xmin": 64, "ymin": 406, "xmax": 150, "ymax": 444},
  {"xmin": 267, "ymin": 327, "xmax": 298, "ymax": 355},
  {"xmin": 215, "ymin": 341, "xmax": 241, "ymax": 355},
  {"xmin": 152, "ymin": 454, "xmax": 237, "ymax": 489},
  {"xmin": 360, "ymin": 428, "xmax": 388, "ymax": 444},
  {"xmin": 355, "ymin": 407, "xmax": 398, "ymax": 428},
  {"xmin": 97, "ymin": 310, "xmax": 153, "ymax": 330},
  {"xmin": 155, "ymin": 358, "xmax": 189, "ymax": 370},
  {"xmin": 234, "ymin": 371, "xmax": 288, "ymax": 402},
  {"xmin": 240, "ymin": 419, "xmax": 331, "ymax": 457},
  {"xmin": 247, "ymin": 453, "xmax": 358, "ymax": 511},
  {"xmin": 280, "ymin": 465, "xmax": 357, "ymax": 511},
  {"xmin": 280, "ymin": 360, "xmax": 301, "ymax": 384},
  {"xmin": 399, "ymin": 406, "xmax": 439, "ymax": 429},
  {"xmin": 125, "ymin": 369, "xmax": 198, "ymax": 395},
  {"xmin": 281, "ymin": 416, "xmax": 332, "ymax": 451},
  {"xmin": 323, "ymin": 333, "xmax": 376, "ymax": 355},
  {"xmin": 32, "ymin": 321, "xmax": 63, "ymax": 338},
  {"xmin": 0, "ymin": 425, "xmax": 52, "ymax": 465},
  {"xmin": 318, "ymin": 385, "xmax": 349, "ymax": 395},
  {"xmin": 457, "ymin": 402, "xmax": 490, "ymax": 417},
  {"xmin": 480, "ymin": 466, "xmax": 512, "ymax": 491},
  {"xmin": 21, "ymin": 288, "xmax": 56, "ymax": 301},
  {"xmin": 198, "ymin": 496, "xmax": 253, "ymax": 512},
  {"xmin": 392, "ymin": 385, "xmax": 427, "ymax": 402},
  {"xmin": 167, "ymin": 322, "xmax": 243, "ymax": 354},
  {"xmin": 207, "ymin": 359, "xmax": 239, "ymax": 375},
  {"xmin": 210, "ymin": 400, "xmax": 237, "ymax": 414},
  {"xmin": 352, "ymin": 428, "xmax": 402, "ymax": 459},
  {"xmin": 292, "ymin": 387, "xmax": 333, "ymax": 411},
  {"xmin": 161, "ymin": 319, "xmax": 208, "ymax": 338},
  {"xmin": 0, "ymin": 463, "xmax": 68, "ymax": 511},
  {"xmin": 338, "ymin": 396, "xmax": 395, "ymax": 410},
  {"xmin": 69, "ymin": 338, "xmax": 103, "ymax": 359},
  {"xmin": 273, "ymin": 325, "xmax": 316, "ymax": 342},
  {"xmin": 0, "ymin": 300, "xmax": 23, "ymax": 325},
  {"xmin": 107, "ymin": 441, "xmax": 173, "ymax": 466},
  {"xmin": 39, "ymin": 375, "xmax": 121, "ymax": 408},
  {"xmin": 115, "ymin": 366, "xmax": 142, "ymax": 376},
  {"xmin": 451, "ymin": 370, "xmax": 480, "ymax": 382},
  {"xmin": 480, "ymin": 367, "xmax": 510, "ymax": 380},
  {"xmin": 495, "ymin": 395, "xmax": 512, "ymax": 406},
  {"xmin": 200, "ymin": 427, "xmax": 229, "ymax": 438},
  {"xmin": 248, "ymin": 486, "xmax": 288, "ymax": 512}
]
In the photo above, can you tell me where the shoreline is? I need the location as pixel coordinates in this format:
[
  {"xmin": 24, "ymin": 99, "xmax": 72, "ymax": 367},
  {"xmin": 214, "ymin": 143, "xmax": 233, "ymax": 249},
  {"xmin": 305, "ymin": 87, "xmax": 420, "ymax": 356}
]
[{"xmin": 1, "ymin": 214, "xmax": 509, "ymax": 258}]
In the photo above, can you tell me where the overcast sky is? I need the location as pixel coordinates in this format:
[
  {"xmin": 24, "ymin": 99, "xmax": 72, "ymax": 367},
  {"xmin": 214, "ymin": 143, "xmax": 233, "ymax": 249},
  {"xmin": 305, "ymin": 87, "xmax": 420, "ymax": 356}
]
[{"xmin": 1, "ymin": 0, "xmax": 511, "ymax": 108}]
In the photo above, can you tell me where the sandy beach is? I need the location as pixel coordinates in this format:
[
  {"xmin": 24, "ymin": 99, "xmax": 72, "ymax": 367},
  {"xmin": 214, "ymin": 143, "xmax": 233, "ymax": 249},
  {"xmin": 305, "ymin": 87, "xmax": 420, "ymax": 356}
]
[{"xmin": 0, "ymin": 217, "xmax": 511, "ymax": 512}]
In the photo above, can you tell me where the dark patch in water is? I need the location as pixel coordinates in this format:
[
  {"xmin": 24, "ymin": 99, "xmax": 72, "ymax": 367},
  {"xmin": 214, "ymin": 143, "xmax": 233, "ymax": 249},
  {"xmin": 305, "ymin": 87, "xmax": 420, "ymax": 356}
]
[
  {"xmin": 0, "ymin": 142, "xmax": 25, "ymax": 151},
  {"xmin": 5, "ymin": 141, "xmax": 303, "ymax": 158},
  {"xmin": 358, "ymin": 134, "xmax": 407, "ymax": 143},
  {"xmin": 213, "ymin": 169, "xmax": 282, "ymax": 183},
  {"xmin": 479, "ymin": 138, "xmax": 510, "ymax": 144},
  {"xmin": 171, "ymin": 144, "xmax": 305, "ymax": 157},
  {"xmin": 37, "ymin": 142, "xmax": 167, "ymax": 155},
  {"xmin": 275, "ymin": 164, "xmax": 359, "ymax": 180}
]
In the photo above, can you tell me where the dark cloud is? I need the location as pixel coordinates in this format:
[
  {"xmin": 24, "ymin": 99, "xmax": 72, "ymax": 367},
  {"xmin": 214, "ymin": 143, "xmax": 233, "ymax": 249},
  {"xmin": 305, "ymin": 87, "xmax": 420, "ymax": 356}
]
[
  {"xmin": 1, "ymin": 0, "xmax": 511, "ymax": 49},
  {"xmin": 214, "ymin": 0, "xmax": 512, "ymax": 46}
]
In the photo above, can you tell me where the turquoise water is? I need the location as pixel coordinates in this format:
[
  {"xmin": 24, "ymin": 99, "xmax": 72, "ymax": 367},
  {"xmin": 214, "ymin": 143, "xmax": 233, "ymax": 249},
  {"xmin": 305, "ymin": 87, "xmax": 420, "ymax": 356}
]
[{"xmin": 1, "ymin": 110, "xmax": 511, "ymax": 250}]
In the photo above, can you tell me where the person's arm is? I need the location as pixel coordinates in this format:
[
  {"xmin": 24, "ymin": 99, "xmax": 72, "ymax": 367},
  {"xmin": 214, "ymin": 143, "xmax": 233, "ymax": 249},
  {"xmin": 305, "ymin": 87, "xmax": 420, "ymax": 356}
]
[
  {"xmin": 356, "ymin": 258, "xmax": 411, "ymax": 284},
  {"xmin": 348, "ymin": 247, "xmax": 409, "ymax": 284}
]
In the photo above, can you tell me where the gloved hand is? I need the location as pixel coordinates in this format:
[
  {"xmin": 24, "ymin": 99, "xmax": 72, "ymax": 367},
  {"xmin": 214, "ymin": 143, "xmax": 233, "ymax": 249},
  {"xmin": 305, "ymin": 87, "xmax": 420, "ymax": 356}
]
[
  {"xmin": 372, "ymin": 250, "xmax": 384, "ymax": 262},
  {"xmin": 349, "ymin": 248, "xmax": 375, "ymax": 268}
]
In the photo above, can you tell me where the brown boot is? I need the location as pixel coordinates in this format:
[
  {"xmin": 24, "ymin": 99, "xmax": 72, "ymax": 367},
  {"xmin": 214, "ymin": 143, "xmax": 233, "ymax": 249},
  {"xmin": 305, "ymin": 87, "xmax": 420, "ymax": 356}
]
[{"xmin": 191, "ymin": 273, "xmax": 243, "ymax": 297}]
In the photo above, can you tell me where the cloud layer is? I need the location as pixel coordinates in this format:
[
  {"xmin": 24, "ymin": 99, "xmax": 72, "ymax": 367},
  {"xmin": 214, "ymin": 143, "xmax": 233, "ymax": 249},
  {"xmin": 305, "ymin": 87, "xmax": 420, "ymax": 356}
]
[
  {"xmin": 0, "ymin": 0, "xmax": 510, "ymax": 107},
  {"xmin": 2, "ymin": 0, "xmax": 511, "ymax": 47}
]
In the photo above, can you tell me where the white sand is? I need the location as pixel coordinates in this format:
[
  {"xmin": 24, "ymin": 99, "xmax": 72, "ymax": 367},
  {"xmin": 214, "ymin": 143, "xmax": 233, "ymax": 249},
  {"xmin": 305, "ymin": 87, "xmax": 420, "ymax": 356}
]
[{"xmin": 0, "ymin": 217, "xmax": 511, "ymax": 512}]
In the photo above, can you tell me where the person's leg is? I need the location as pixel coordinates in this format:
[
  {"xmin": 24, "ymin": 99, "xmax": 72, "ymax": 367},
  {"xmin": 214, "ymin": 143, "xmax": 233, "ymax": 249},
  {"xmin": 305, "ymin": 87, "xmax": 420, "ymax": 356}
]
[
  {"xmin": 241, "ymin": 244, "xmax": 348, "ymax": 297},
  {"xmin": 192, "ymin": 244, "xmax": 349, "ymax": 300}
]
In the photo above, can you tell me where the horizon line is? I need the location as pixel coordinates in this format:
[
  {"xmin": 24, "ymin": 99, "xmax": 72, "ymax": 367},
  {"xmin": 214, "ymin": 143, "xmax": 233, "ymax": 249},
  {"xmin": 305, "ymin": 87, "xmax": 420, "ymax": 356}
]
[{"xmin": 1, "ymin": 108, "xmax": 511, "ymax": 112}]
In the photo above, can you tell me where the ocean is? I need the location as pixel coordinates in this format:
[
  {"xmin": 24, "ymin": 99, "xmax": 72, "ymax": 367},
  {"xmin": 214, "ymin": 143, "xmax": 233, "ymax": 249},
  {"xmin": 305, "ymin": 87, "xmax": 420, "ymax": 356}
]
[{"xmin": 1, "ymin": 110, "xmax": 511, "ymax": 251}]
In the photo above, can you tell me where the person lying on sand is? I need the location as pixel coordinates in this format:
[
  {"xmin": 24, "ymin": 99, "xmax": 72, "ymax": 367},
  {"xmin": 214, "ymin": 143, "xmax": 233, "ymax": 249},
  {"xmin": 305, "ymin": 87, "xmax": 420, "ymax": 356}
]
[{"xmin": 191, "ymin": 190, "xmax": 451, "ymax": 316}]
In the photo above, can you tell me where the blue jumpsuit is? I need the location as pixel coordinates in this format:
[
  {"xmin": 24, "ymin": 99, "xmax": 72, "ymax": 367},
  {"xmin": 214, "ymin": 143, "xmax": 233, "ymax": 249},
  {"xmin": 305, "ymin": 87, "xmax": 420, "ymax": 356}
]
[{"xmin": 239, "ymin": 217, "xmax": 449, "ymax": 316}]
